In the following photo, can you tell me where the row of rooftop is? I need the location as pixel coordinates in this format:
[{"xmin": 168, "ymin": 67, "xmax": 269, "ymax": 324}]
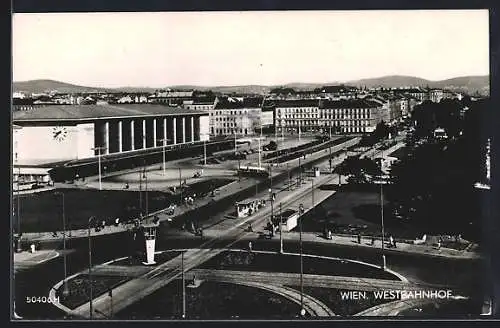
[{"xmin": 13, "ymin": 85, "xmax": 463, "ymax": 110}]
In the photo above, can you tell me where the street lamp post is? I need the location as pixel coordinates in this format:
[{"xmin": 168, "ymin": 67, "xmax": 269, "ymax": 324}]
[
  {"xmin": 179, "ymin": 168, "xmax": 183, "ymax": 206},
  {"xmin": 55, "ymin": 192, "xmax": 69, "ymax": 296},
  {"xmin": 311, "ymin": 179, "xmax": 314, "ymax": 207},
  {"xmin": 143, "ymin": 168, "xmax": 148, "ymax": 216},
  {"xmin": 380, "ymin": 160, "xmax": 386, "ymax": 270},
  {"xmin": 234, "ymin": 121, "xmax": 238, "ymax": 155},
  {"xmin": 299, "ymin": 203, "xmax": 305, "ymax": 316},
  {"xmin": 287, "ymin": 163, "xmax": 291, "ymax": 191},
  {"xmin": 298, "ymin": 120, "xmax": 301, "ymax": 142},
  {"xmin": 91, "ymin": 147, "xmax": 107, "ymax": 191},
  {"xmin": 14, "ymin": 166, "xmax": 22, "ymax": 252},
  {"xmin": 298, "ymin": 157, "xmax": 302, "ymax": 185},
  {"xmin": 157, "ymin": 138, "xmax": 170, "ymax": 176},
  {"xmin": 203, "ymin": 139, "xmax": 207, "ymax": 166},
  {"xmin": 269, "ymin": 189, "xmax": 275, "ymax": 227},
  {"xmin": 182, "ymin": 251, "xmax": 186, "ymax": 319},
  {"xmin": 329, "ymin": 146, "xmax": 332, "ymax": 172},
  {"xmin": 139, "ymin": 170, "xmax": 143, "ymax": 215},
  {"xmin": 279, "ymin": 202, "xmax": 283, "ymax": 253},
  {"xmin": 258, "ymin": 125, "xmax": 262, "ymax": 168},
  {"xmin": 88, "ymin": 216, "xmax": 96, "ymax": 320}
]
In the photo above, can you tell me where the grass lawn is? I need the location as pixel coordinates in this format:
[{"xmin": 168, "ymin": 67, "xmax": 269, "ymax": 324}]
[
  {"xmin": 12, "ymin": 178, "xmax": 234, "ymax": 233},
  {"xmin": 56, "ymin": 274, "xmax": 131, "ymax": 310},
  {"xmin": 296, "ymin": 185, "xmax": 420, "ymax": 240},
  {"xmin": 286, "ymin": 286, "xmax": 393, "ymax": 316},
  {"xmin": 13, "ymin": 189, "xmax": 172, "ymax": 233},
  {"xmin": 199, "ymin": 250, "xmax": 398, "ymax": 281},
  {"xmin": 397, "ymin": 299, "xmax": 479, "ymax": 318},
  {"xmin": 115, "ymin": 280, "xmax": 302, "ymax": 319}
]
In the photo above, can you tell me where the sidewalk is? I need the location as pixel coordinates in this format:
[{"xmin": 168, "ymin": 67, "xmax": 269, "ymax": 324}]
[
  {"xmin": 13, "ymin": 249, "xmax": 60, "ymax": 270},
  {"xmin": 228, "ymin": 230, "xmax": 480, "ymax": 260}
]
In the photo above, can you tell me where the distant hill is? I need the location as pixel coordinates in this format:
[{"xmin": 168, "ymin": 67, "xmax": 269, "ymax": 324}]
[
  {"xmin": 431, "ymin": 76, "xmax": 489, "ymax": 95},
  {"xmin": 13, "ymin": 75, "xmax": 489, "ymax": 96},
  {"xmin": 347, "ymin": 75, "xmax": 431, "ymax": 88},
  {"xmin": 169, "ymin": 85, "xmax": 270, "ymax": 94},
  {"xmin": 13, "ymin": 79, "xmax": 115, "ymax": 94},
  {"xmin": 345, "ymin": 75, "xmax": 489, "ymax": 95}
]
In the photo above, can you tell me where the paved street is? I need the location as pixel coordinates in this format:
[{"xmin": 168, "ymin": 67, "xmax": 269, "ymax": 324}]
[{"xmin": 13, "ymin": 134, "xmax": 482, "ymax": 320}]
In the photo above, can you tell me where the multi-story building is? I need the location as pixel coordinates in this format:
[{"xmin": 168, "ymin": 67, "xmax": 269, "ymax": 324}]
[
  {"xmin": 429, "ymin": 89, "xmax": 444, "ymax": 103},
  {"xmin": 365, "ymin": 95, "xmax": 394, "ymax": 123},
  {"xmin": 182, "ymin": 96, "xmax": 217, "ymax": 111},
  {"xmin": 274, "ymin": 99, "xmax": 320, "ymax": 134},
  {"xmin": 148, "ymin": 90, "xmax": 194, "ymax": 106},
  {"xmin": 319, "ymin": 99, "xmax": 384, "ymax": 133},
  {"xmin": 210, "ymin": 97, "xmax": 263, "ymax": 136},
  {"xmin": 274, "ymin": 99, "xmax": 384, "ymax": 134},
  {"xmin": 405, "ymin": 88, "xmax": 428, "ymax": 102}
]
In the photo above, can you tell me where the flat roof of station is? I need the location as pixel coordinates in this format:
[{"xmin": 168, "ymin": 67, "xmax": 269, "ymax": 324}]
[{"xmin": 13, "ymin": 104, "xmax": 207, "ymax": 123}]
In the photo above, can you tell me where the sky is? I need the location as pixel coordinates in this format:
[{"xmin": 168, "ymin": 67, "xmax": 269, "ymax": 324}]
[{"xmin": 12, "ymin": 10, "xmax": 489, "ymax": 88}]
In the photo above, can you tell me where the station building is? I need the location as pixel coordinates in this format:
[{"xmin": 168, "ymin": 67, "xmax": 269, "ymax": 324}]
[{"xmin": 12, "ymin": 104, "xmax": 210, "ymax": 166}]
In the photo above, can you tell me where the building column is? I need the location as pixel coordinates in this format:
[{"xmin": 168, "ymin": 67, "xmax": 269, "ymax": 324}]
[
  {"xmin": 163, "ymin": 118, "xmax": 167, "ymax": 144},
  {"xmin": 131, "ymin": 120, "xmax": 135, "ymax": 150},
  {"xmin": 191, "ymin": 116, "xmax": 195, "ymax": 142},
  {"xmin": 153, "ymin": 118, "xmax": 157, "ymax": 147},
  {"xmin": 173, "ymin": 117, "xmax": 177, "ymax": 144},
  {"xmin": 118, "ymin": 120, "xmax": 123, "ymax": 152},
  {"xmin": 104, "ymin": 121, "xmax": 110, "ymax": 154},
  {"xmin": 142, "ymin": 119, "xmax": 146, "ymax": 149},
  {"xmin": 182, "ymin": 117, "xmax": 186, "ymax": 143}
]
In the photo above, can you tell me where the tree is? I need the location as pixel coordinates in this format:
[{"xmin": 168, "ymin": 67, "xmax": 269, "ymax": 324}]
[
  {"xmin": 372, "ymin": 121, "xmax": 391, "ymax": 142},
  {"xmin": 334, "ymin": 156, "xmax": 381, "ymax": 185}
]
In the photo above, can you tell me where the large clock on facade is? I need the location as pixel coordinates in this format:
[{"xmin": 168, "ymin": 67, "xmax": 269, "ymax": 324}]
[{"xmin": 52, "ymin": 126, "xmax": 68, "ymax": 142}]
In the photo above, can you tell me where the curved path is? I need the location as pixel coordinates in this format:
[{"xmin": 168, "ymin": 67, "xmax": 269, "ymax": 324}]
[
  {"xmin": 234, "ymin": 281, "xmax": 335, "ymax": 316},
  {"xmin": 187, "ymin": 269, "xmax": 449, "ymax": 292},
  {"xmin": 355, "ymin": 298, "xmax": 437, "ymax": 316}
]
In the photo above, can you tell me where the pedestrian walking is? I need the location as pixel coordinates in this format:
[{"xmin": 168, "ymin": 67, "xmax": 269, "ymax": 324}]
[
  {"xmin": 437, "ymin": 237, "xmax": 442, "ymax": 250},
  {"xmin": 357, "ymin": 233, "xmax": 361, "ymax": 244},
  {"xmin": 389, "ymin": 235, "xmax": 394, "ymax": 248},
  {"xmin": 393, "ymin": 237, "xmax": 397, "ymax": 248},
  {"xmin": 248, "ymin": 241, "xmax": 253, "ymax": 252},
  {"xmin": 371, "ymin": 235, "xmax": 375, "ymax": 246}
]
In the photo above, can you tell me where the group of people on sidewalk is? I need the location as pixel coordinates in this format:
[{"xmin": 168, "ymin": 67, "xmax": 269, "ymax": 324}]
[{"xmin": 352, "ymin": 232, "xmax": 398, "ymax": 248}]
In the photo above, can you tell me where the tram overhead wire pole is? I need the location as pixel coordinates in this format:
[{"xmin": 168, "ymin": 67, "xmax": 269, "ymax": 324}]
[
  {"xmin": 88, "ymin": 216, "xmax": 96, "ymax": 320},
  {"xmin": 91, "ymin": 146, "xmax": 107, "ymax": 191},
  {"xmin": 182, "ymin": 250, "xmax": 186, "ymax": 319},
  {"xmin": 157, "ymin": 138, "xmax": 171, "ymax": 176},
  {"xmin": 380, "ymin": 159, "xmax": 386, "ymax": 270},
  {"xmin": 143, "ymin": 167, "xmax": 149, "ymax": 216},
  {"xmin": 279, "ymin": 202, "xmax": 283, "ymax": 254},
  {"xmin": 298, "ymin": 203, "xmax": 305, "ymax": 316},
  {"xmin": 54, "ymin": 191, "xmax": 69, "ymax": 296},
  {"xmin": 203, "ymin": 139, "xmax": 207, "ymax": 165}
]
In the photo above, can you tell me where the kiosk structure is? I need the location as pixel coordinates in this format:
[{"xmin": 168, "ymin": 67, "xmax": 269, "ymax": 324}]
[{"xmin": 142, "ymin": 223, "xmax": 159, "ymax": 266}]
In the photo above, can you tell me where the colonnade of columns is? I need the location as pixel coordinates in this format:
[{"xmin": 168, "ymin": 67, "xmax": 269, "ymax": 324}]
[{"xmin": 94, "ymin": 115, "xmax": 201, "ymax": 156}]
